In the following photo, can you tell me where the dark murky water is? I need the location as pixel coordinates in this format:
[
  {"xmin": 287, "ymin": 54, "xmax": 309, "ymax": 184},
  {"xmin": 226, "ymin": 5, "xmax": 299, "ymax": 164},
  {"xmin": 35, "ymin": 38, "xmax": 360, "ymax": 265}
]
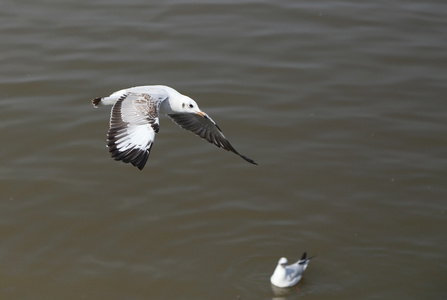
[{"xmin": 1, "ymin": 1, "xmax": 446, "ymax": 299}]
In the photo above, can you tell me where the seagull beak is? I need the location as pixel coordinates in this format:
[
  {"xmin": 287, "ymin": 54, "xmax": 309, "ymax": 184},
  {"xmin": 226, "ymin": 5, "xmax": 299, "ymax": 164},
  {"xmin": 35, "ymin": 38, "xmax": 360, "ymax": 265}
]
[{"xmin": 196, "ymin": 111, "xmax": 207, "ymax": 118}]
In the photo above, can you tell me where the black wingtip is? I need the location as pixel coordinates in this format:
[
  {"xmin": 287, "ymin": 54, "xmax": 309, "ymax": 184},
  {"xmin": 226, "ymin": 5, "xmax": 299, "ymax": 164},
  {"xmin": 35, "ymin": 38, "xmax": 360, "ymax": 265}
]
[
  {"xmin": 299, "ymin": 252, "xmax": 316, "ymax": 264},
  {"xmin": 301, "ymin": 252, "xmax": 307, "ymax": 260},
  {"xmin": 240, "ymin": 154, "xmax": 258, "ymax": 165},
  {"xmin": 107, "ymin": 143, "xmax": 150, "ymax": 171}
]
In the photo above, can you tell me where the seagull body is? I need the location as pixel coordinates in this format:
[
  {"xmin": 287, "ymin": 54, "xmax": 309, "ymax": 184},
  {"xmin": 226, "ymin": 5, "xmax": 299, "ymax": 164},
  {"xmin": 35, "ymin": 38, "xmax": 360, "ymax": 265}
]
[
  {"xmin": 270, "ymin": 252, "xmax": 311, "ymax": 288},
  {"xmin": 92, "ymin": 85, "xmax": 256, "ymax": 170}
]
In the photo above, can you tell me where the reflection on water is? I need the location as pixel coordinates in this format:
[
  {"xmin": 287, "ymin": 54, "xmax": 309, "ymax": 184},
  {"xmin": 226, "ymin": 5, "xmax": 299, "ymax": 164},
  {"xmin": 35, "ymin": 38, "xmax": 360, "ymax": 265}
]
[
  {"xmin": 271, "ymin": 284, "xmax": 298, "ymax": 300},
  {"xmin": 1, "ymin": 0, "xmax": 446, "ymax": 299}
]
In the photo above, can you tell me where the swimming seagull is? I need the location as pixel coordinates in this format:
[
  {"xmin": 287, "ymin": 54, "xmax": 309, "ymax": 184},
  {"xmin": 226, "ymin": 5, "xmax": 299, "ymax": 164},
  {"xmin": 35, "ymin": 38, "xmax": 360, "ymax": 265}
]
[
  {"xmin": 270, "ymin": 252, "xmax": 312, "ymax": 288},
  {"xmin": 92, "ymin": 85, "xmax": 257, "ymax": 170}
]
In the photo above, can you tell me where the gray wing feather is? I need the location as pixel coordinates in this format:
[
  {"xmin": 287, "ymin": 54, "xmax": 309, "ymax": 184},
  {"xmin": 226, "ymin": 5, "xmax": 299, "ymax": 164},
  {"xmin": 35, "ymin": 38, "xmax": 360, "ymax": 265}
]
[
  {"xmin": 107, "ymin": 92, "xmax": 166, "ymax": 170},
  {"xmin": 168, "ymin": 113, "xmax": 257, "ymax": 165}
]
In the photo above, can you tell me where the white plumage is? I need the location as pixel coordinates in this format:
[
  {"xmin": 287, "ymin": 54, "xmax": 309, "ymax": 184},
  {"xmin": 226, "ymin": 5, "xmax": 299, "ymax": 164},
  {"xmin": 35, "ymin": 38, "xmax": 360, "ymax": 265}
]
[
  {"xmin": 270, "ymin": 252, "xmax": 312, "ymax": 288},
  {"xmin": 92, "ymin": 85, "xmax": 256, "ymax": 170}
]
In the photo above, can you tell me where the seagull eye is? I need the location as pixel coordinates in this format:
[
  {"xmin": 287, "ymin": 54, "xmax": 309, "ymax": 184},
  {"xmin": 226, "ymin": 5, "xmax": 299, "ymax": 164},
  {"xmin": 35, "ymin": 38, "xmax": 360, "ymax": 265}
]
[
  {"xmin": 189, "ymin": 104, "xmax": 194, "ymax": 108},
  {"xmin": 182, "ymin": 103, "xmax": 185, "ymax": 108}
]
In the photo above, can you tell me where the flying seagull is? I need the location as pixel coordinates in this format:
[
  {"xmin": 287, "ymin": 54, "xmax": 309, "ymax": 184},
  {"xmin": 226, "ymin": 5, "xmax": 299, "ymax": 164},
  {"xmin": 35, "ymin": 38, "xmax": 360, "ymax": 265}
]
[
  {"xmin": 92, "ymin": 85, "xmax": 257, "ymax": 170},
  {"xmin": 270, "ymin": 252, "xmax": 313, "ymax": 288}
]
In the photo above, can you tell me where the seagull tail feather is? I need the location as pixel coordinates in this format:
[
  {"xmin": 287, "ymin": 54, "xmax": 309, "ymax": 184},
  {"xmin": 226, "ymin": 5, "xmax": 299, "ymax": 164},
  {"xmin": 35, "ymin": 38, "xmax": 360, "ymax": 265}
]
[{"xmin": 92, "ymin": 97, "xmax": 103, "ymax": 108}]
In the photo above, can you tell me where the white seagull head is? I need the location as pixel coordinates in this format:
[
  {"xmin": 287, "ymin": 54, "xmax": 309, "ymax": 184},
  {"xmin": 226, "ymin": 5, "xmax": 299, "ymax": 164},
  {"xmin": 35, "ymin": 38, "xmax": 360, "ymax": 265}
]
[
  {"xmin": 278, "ymin": 257, "xmax": 288, "ymax": 266},
  {"xmin": 179, "ymin": 96, "xmax": 201, "ymax": 114}
]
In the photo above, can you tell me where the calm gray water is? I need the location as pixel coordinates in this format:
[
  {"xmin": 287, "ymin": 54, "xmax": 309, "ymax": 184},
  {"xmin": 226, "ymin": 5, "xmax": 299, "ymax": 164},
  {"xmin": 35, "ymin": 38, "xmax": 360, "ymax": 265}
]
[{"xmin": 1, "ymin": 0, "xmax": 446, "ymax": 299}]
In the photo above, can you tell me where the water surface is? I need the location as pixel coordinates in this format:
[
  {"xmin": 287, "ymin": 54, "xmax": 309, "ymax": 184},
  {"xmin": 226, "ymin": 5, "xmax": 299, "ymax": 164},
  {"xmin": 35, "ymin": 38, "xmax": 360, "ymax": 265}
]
[{"xmin": 1, "ymin": 0, "xmax": 446, "ymax": 299}]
